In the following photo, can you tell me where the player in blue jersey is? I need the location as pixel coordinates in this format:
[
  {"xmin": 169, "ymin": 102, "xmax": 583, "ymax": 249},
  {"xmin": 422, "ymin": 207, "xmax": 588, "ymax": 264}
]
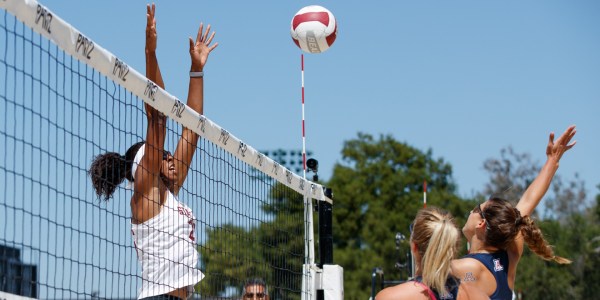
[{"xmin": 452, "ymin": 125, "xmax": 576, "ymax": 300}]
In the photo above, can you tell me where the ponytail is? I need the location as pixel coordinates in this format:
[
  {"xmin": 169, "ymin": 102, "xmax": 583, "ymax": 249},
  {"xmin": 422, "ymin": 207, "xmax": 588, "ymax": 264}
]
[
  {"xmin": 483, "ymin": 198, "xmax": 571, "ymax": 264},
  {"xmin": 413, "ymin": 208, "xmax": 460, "ymax": 296},
  {"xmin": 88, "ymin": 142, "xmax": 144, "ymax": 201},
  {"xmin": 89, "ymin": 152, "xmax": 129, "ymax": 201},
  {"xmin": 519, "ymin": 215, "xmax": 571, "ymax": 264}
]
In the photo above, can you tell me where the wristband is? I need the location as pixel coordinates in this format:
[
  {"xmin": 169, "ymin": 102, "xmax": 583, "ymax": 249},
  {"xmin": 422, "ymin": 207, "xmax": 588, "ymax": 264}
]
[{"xmin": 189, "ymin": 71, "xmax": 204, "ymax": 78}]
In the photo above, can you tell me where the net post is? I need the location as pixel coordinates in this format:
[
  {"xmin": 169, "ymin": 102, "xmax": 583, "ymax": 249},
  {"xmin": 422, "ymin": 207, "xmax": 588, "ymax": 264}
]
[
  {"xmin": 316, "ymin": 188, "xmax": 337, "ymax": 300},
  {"xmin": 370, "ymin": 268, "xmax": 384, "ymax": 300},
  {"xmin": 318, "ymin": 187, "xmax": 334, "ymax": 267}
]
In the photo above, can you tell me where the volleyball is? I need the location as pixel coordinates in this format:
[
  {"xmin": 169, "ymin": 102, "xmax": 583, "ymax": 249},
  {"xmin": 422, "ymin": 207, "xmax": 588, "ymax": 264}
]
[{"xmin": 290, "ymin": 5, "xmax": 337, "ymax": 54}]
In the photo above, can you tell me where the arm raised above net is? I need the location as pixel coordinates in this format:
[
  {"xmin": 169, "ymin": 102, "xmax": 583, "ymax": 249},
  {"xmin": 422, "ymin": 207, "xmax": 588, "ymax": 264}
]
[
  {"xmin": 145, "ymin": 3, "xmax": 165, "ymax": 91},
  {"xmin": 140, "ymin": 2, "xmax": 166, "ymax": 179},
  {"xmin": 516, "ymin": 125, "xmax": 577, "ymax": 217},
  {"xmin": 172, "ymin": 23, "xmax": 218, "ymax": 195},
  {"xmin": 508, "ymin": 125, "xmax": 577, "ymax": 268},
  {"xmin": 143, "ymin": 3, "xmax": 166, "ymax": 134},
  {"xmin": 132, "ymin": 4, "xmax": 167, "ymax": 221}
]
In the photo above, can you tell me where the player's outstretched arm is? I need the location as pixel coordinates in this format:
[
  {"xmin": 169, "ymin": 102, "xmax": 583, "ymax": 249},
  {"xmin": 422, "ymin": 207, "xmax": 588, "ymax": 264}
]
[
  {"xmin": 516, "ymin": 125, "xmax": 576, "ymax": 217},
  {"xmin": 172, "ymin": 23, "xmax": 218, "ymax": 195},
  {"xmin": 132, "ymin": 3, "xmax": 168, "ymax": 223}
]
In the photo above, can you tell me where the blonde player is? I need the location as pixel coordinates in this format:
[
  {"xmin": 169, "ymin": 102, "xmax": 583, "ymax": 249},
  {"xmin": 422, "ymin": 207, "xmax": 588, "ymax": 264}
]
[{"xmin": 377, "ymin": 207, "xmax": 488, "ymax": 300}]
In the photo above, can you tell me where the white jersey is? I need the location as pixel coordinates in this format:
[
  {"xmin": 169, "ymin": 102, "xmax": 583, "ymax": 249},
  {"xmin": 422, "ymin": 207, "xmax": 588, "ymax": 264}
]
[{"xmin": 131, "ymin": 191, "xmax": 204, "ymax": 299}]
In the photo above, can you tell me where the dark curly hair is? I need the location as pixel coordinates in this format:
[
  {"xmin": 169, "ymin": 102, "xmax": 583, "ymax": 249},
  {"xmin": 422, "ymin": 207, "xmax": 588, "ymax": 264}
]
[{"xmin": 88, "ymin": 141, "xmax": 144, "ymax": 201}]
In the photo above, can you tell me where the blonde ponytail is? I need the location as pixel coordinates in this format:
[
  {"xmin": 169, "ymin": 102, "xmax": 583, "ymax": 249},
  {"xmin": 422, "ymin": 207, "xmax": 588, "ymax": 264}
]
[{"xmin": 412, "ymin": 208, "xmax": 460, "ymax": 296}]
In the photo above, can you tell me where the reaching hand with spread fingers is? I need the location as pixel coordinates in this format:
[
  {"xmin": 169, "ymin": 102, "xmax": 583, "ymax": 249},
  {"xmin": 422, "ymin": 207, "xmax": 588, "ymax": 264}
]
[
  {"xmin": 546, "ymin": 125, "xmax": 577, "ymax": 164},
  {"xmin": 189, "ymin": 23, "xmax": 218, "ymax": 72}
]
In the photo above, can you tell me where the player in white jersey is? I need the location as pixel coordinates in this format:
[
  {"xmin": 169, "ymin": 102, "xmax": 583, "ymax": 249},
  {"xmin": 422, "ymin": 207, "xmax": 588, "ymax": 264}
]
[{"xmin": 89, "ymin": 4, "xmax": 218, "ymax": 299}]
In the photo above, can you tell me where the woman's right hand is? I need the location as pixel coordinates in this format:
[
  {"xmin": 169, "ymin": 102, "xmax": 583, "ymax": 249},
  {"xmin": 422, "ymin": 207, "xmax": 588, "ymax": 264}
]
[
  {"xmin": 546, "ymin": 125, "xmax": 576, "ymax": 164},
  {"xmin": 146, "ymin": 4, "xmax": 157, "ymax": 53}
]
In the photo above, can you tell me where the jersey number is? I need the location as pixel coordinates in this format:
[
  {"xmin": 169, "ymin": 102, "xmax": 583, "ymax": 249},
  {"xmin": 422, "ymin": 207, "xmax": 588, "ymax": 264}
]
[{"xmin": 188, "ymin": 219, "xmax": 196, "ymax": 242}]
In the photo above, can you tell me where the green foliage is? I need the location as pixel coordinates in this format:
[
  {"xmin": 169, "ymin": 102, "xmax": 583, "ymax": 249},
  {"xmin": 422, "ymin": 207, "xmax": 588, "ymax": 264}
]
[
  {"xmin": 257, "ymin": 183, "xmax": 304, "ymax": 300},
  {"xmin": 327, "ymin": 133, "xmax": 474, "ymax": 299},
  {"xmin": 328, "ymin": 135, "xmax": 599, "ymax": 299},
  {"xmin": 513, "ymin": 212, "xmax": 600, "ymax": 299},
  {"xmin": 198, "ymin": 224, "xmax": 263, "ymax": 295},
  {"xmin": 576, "ymin": 186, "xmax": 600, "ymax": 299},
  {"xmin": 594, "ymin": 184, "xmax": 600, "ymax": 222},
  {"xmin": 196, "ymin": 134, "xmax": 600, "ymax": 300},
  {"xmin": 480, "ymin": 147, "xmax": 588, "ymax": 220},
  {"xmin": 480, "ymin": 146, "xmax": 539, "ymax": 202},
  {"xmin": 198, "ymin": 183, "xmax": 304, "ymax": 300},
  {"xmin": 514, "ymin": 219, "xmax": 578, "ymax": 299}
]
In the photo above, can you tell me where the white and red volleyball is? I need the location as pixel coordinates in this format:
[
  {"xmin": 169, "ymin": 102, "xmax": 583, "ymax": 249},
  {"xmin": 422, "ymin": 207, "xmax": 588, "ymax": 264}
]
[{"xmin": 290, "ymin": 5, "xmax": 337, "ymax": 54}]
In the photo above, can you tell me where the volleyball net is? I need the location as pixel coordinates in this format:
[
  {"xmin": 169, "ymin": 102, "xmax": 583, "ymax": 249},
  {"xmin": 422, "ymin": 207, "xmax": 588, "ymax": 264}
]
[{"xmin": 0, "ymin": 0, "xmax": 338, "ymax": 299}]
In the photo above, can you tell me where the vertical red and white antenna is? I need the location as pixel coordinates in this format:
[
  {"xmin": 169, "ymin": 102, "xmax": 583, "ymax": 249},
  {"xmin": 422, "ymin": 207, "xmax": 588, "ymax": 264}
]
[
  {"xmin": 301, "ymin": 53, "xmax": 315, "ymax": 270},
  {"xmin": 423, "ymin": 180, "xmax": 427, "ymax": 208},
  {"xmin": 301, "ymin": 54, "xmax": 307, "ymax": 179}
]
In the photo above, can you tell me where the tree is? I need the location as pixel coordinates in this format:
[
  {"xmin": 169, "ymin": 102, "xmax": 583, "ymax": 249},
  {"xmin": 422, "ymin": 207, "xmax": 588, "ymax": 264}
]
[
  {"xmin": 479, "ymin": 146, "xmax": 587, "ymax": 220},
  {"xmin": 581, "ymin": 185, "xmax": 600, "ymax": 299},
  {"xmin": 257, "ymin": 183, "xmax": 305, "ymax": 300},
  {"xmin": 326, "ymin": 133, "xmax": 474, "ymax": 300},
  {"xmin": 198, "ymin": 224, "xmax": 263, "ymax": 296},
  {"xmin": 514, "ymin": 219, "xmax": 578, "ymax": 299},
  {"xmin": 480, "ymin": 147, "xmax": 539, "ymax": 202},
  {"xmin": 198, "ymin": 182, "xmax": 305, "ymax": 300},
  {"xmin": 545, "ymin": 173, "xmax": 587, "ymax": 222}
]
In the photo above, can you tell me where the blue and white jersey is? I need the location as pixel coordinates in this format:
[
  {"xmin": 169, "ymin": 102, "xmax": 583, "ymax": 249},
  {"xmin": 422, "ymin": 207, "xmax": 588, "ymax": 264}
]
[{"xmin": 463, "ymin": 250, "xmax": 512, "ymax": 300}]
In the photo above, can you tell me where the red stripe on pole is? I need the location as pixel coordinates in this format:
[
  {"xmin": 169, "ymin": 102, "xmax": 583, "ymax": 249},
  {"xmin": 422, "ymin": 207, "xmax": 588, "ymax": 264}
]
[
  {"xmin": 303, "ymin": 153, "xmax": 306, "ymax": 171},
  {"xmin": 302, "ymin": 120, "xmax": 305, "ymax": 136},
  {"xmin": 301, "ymin": 54, "xmax": 304, "ymax": 71}
]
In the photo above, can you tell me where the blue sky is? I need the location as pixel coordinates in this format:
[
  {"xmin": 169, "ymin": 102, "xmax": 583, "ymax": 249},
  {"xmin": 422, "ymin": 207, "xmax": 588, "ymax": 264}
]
[
  {"xmin": 45, "ymin": 0, "xmax": 599, "ymax": 197},
  {"xmin": 2, "ymin": 1, "xmax": 599, "ymax": 298}
]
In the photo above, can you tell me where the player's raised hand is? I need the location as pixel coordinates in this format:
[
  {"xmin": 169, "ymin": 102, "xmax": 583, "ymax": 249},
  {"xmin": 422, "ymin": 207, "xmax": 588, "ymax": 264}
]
[
  {"xmin": 189, "ymin": 23, "xmax": 218, "ymax": 71},
  {"xmin": 146, "ymin": 3, "xmax": 157, "ymax": 52},
  {"xmin": 546, "ymin": 125, "xmax": 577, "ymax": 163}
]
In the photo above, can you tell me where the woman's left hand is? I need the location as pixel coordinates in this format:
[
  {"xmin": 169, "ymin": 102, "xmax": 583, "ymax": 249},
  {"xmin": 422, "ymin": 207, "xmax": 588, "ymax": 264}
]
[{"xmin": 189, "ymin": 23, "xmax": 218, "ymax": 71}]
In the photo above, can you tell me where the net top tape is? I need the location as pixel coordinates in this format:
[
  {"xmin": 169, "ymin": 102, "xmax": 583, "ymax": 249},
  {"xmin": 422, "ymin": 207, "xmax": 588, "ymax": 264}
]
[{"xmin": 1, "ymin": 0, "xmax": 331, "ymax": 204}]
